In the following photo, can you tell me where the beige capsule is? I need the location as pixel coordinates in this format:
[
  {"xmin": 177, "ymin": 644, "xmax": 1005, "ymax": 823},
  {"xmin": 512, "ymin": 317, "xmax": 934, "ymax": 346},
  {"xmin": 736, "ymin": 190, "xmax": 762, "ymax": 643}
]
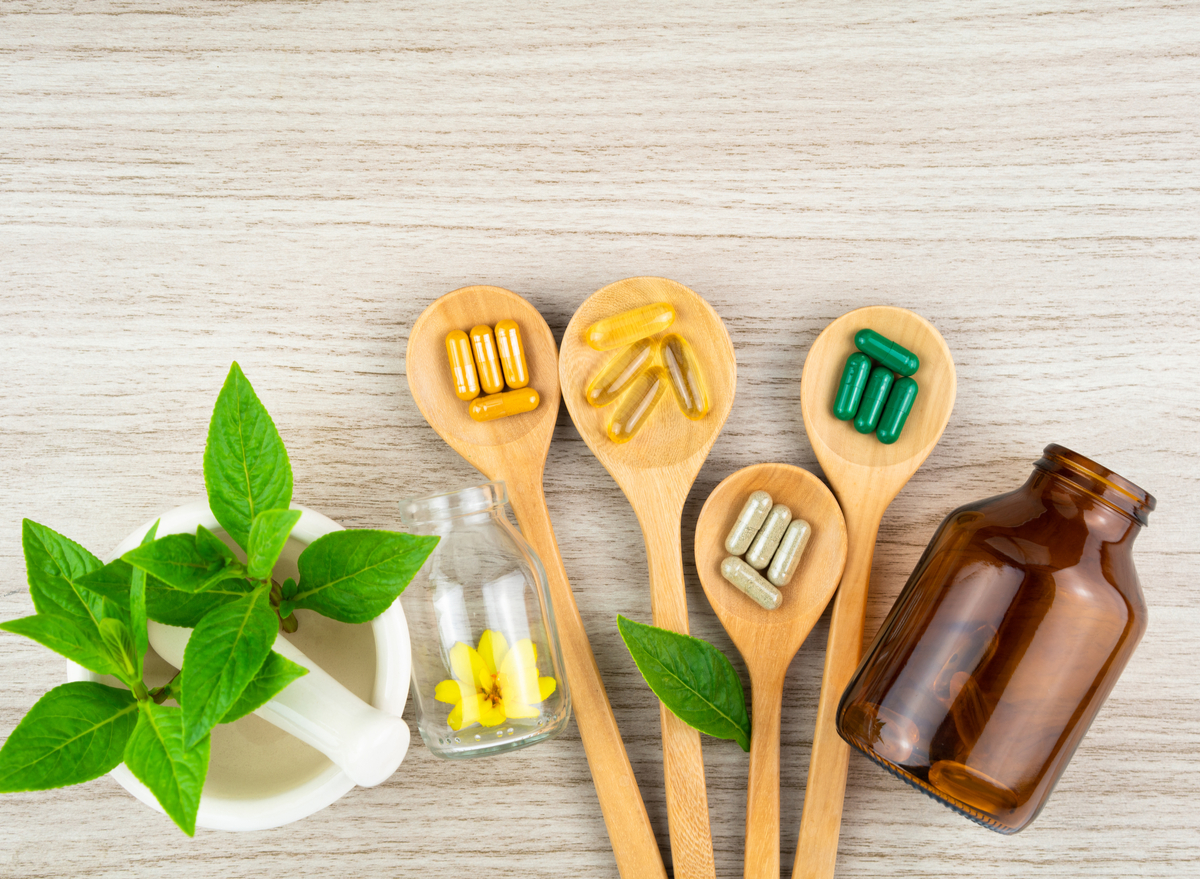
[
  {"xmin": 767, "ymin": 519, "xmax": 812, "ymax": 587},
  {"xmin": 607, "ymin": 366, "xmax": 668, "ymax": 444},
  {"xmin": 724, "ymin": 490, "xmax": 773, "ymax": 556},
  {"xmin": 721, "ymin": 556, "xmax": 782, "ymax": 610},
  {"xmin": 494, "ymin": 319, "xmax": 529, "ymax": 389},
  {"xmin": 587, "ymin": 338, "xmax": 655, "ymax": 407},
  {"xmin": 660, "ymin": 333, "xmax": 710, "ymax": 420},
  {"xmin": 745, "ymin": 503, "xmax": 792, "ymax": 570},
  {"xmin": 470, "ymin": 325, "xmax": 505, "ymax": 395}
]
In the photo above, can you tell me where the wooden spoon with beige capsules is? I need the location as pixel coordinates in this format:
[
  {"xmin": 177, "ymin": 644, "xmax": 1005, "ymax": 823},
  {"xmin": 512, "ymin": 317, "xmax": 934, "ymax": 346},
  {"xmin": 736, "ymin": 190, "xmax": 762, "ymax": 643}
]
[
  {"xmin": 559, "ymin": 277, "xmax": 737, "ymax": 879},
  {"xmin": 695, "ymin": 464, "xmax": 847, "ymax": 879},
  {"xmin": 792, "ymin": 306, "xmax": 955, "ymax": 879},
  {"xmin": 406, "ymin": 285, "xmax": 667, "ymax": 879}
]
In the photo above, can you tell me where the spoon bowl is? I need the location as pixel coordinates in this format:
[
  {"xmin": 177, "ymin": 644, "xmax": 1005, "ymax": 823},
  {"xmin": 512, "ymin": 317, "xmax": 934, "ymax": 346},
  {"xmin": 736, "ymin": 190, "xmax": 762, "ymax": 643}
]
[
  {"xmin": 560, "ymin": 277, "xmax": 737, "ymax": 879},
  {"xmin": 792, "ymin": 306, "xmax": 955, "ymax": 879},
  {"xmin": 406, "ymin": 286, "xmax": 667, "ymax": 879},
  {"xmin": 695, "ymin": 464, "xmax": 847, "ymax": 879}
]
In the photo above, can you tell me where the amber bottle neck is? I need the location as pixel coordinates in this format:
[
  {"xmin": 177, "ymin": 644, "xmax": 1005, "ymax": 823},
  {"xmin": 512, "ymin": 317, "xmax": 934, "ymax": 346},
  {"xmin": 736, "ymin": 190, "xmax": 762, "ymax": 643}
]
[{"xmin": 1025, "ymin": 444, "xmax": 1154, "ymax": 545}]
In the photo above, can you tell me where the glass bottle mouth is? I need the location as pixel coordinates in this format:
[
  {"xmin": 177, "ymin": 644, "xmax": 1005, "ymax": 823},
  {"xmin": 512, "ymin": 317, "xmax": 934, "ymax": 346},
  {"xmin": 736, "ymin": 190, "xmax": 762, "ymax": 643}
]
[
  {"xmin": 400, "ymin": 481, "xmax": 508, "ymax": 526},
  {"xmin": 1035, "ymin": 444, "xmax": 1155, "ymax": 526}
]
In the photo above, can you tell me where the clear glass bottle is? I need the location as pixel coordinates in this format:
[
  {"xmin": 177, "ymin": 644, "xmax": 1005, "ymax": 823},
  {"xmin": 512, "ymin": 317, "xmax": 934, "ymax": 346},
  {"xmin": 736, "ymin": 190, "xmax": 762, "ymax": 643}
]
[
  {"xmin": 399, "ymin": 482, "xmax": 570, "ymax": 759},
  {"xmin": 837, "ymin": 445, "xmax": 1154, "ymax": 833}
]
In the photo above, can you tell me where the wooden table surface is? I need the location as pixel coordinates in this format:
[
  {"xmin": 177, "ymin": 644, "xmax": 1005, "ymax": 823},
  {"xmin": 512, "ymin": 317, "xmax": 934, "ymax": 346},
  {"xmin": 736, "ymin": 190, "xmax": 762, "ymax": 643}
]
[{"xmin": 2, "ymin": 2, "xmax": 1197, "ymax": 877}]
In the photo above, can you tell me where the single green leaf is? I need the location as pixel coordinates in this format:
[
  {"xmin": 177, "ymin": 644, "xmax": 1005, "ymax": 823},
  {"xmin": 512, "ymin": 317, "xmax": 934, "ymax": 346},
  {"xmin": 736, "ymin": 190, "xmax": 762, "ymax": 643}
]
[
  {"xmin": 246, "ymin": 509, "xmax": 302, "ymax": 580},
  {"xmin": 292, "ymin": 530, "xmax": 439, "ymax": 624},
  {"xmin": 146, "ymin": 578, "xmax": 254, "ymax": 628},
  {"xmin": 98, "ymin": 618, "xmax": 138, "ymax": 686},
  {"xmin": 0, "ymin": 615, "xmax": 119, "ymax": 678},
  {"xmin": 218, "ymin": 651, "xmax": 307, "ymax": 725},
  {"xmin": 123, "ymin": 701, "xmax": 209, "ymax": 836},
  {"xmin": 130, "ymin": 520, "xmax": 160, "ymax": 678},
  {"xmin": 21, "ymin": 520, "xmax": 105, "ymax": 628},
  {"xmin": 122, "ymin": 529, "xmax": 245, "ymax": 594},
  {"xmin": 280, "ymin": 577, "xmax": 298, "ymax": 601},
  {"xmin": 617, "ymin": 615, "xmax": 751, "ymax": 752},
  {"xmin": 180, "ymin": 586, "xmax": 277, "ymax": 748},
  {"xmin": 76, "ymin": 559, "xmax": 135, "ymax": 610},
  {"xmin": 0, "ymin": 682, "xmax": 138, "ymax": 792},
  {"xmin": 203, "ymin": 362, "xmax": 293, "ymax": 553}
]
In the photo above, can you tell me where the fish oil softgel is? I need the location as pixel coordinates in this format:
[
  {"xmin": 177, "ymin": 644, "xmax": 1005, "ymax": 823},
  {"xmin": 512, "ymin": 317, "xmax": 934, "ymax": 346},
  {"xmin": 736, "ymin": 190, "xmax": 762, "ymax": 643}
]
[
  {"xmin": 587, "ymin": 339, "xmax": 655, "ymax": 407},
  {"xmin": 444, "ymin": 318, "xmax": 539, "ymax": 422},
  {"xmin": 586, "ymin": 302, "xmax": 675, "ymax": 351},
  {"xmin": 607, "ymin": 367, "xmax": 668, "ymax": 443},
  {"xmin": 834, "ymin": 328, "xmax": 920, "ymax": 443},
  {"xmin": 720, "ymin": 491, "xmax": 812, "ymax": 609},
  {"xmin": 660, "ymin": 334, "xmax": 709, "ymax": 420}
]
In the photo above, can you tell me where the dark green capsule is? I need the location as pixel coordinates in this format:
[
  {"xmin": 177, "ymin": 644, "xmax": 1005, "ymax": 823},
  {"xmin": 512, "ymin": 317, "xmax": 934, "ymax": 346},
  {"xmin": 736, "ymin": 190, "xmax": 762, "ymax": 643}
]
[
  {"xmin": 876, "ymin": 376, "xmax": 918, "ymax": 444},
  {"xmin": 854, "ymin": 366, "xmax": 894, "ymax": 434},
  {"xmin": 833, "ymin": 352, "xmax": 872, "ymax": 420},
  {"xmin": 855, "ymin": 329, "xmax": 919, "ymax": 377}
]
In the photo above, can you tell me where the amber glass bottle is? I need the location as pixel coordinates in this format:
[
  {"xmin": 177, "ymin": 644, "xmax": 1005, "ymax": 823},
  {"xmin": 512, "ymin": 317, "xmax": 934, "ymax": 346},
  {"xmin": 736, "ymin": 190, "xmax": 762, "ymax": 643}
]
[{"xmin": 837, "ymin": 445, "xmax": 1154, "ymax": 833}]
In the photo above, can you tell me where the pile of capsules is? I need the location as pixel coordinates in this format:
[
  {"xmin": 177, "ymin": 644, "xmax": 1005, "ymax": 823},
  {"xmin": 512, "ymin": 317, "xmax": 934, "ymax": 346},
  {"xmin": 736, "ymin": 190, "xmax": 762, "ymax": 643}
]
[
  {"xmin": 719, "ymin": 491, "xmax": 811, "ymax": 610},
  {"xmin": 445, "ymin": 321, "xmax": 540, "ymax": 422},
  {"xmin": 833, "ymin": 329, "xmax": 920, "ymax": 444},
  {"xmin": 585, "ymin": 302, "xmax": 709, "ymax": 444}
]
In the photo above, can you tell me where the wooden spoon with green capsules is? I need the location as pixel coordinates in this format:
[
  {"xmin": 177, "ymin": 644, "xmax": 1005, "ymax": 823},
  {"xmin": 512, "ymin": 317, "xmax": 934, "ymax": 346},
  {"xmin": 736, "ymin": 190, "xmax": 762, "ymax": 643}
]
[
  {"xmin": 560, "ymin": 277, "xmax": 737, "ymax": 879},
  {"xmin": 793, "ymin": 306, "xmax": 956, "ymax": 879}
]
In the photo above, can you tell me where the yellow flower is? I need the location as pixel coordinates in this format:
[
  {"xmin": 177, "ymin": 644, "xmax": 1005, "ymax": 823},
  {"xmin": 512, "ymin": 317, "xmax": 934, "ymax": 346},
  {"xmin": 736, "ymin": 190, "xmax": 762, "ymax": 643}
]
[{"xmin": 434, "ymin": 630, "xmax": 557, "ymax": 731}]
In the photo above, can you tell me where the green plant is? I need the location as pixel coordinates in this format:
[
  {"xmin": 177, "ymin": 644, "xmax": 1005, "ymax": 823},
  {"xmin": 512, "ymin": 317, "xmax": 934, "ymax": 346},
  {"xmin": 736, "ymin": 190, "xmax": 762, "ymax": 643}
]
[{"xmin": 0, "ymin": 363, "xmax": 438, "ymax": 835}]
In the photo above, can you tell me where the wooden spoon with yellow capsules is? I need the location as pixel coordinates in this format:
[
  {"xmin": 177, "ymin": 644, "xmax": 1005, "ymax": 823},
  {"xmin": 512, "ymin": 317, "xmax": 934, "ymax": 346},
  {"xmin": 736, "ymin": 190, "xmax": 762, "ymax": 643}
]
[
  {"xmin": 407, "ymin": 285, "xmax": 667, "ymax": 879},
  {"xmin": 560, "ymin": 277, "xmax": 737, "ymax": 879},
  {"xmin": 793, "ymin": 306, "xmax": 955, "ymax": 879}
]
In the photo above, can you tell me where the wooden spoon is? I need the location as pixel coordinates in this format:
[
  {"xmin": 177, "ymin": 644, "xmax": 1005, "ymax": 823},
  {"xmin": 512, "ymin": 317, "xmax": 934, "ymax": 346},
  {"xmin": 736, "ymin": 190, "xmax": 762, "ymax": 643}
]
[
  {"xmin": 559, "ymin": 277, "xmax": 737, "ymax": 879},
  {"xmin": 406, "ymin": 285, "xmax": 667, "ymax": 879},
  {"xmin": 791, "ymin": 306, "xmax": 956, "ymax": 879},
  {"xmin": 695, "ymin": 464, "xmax": 847, "ymax": 879}
]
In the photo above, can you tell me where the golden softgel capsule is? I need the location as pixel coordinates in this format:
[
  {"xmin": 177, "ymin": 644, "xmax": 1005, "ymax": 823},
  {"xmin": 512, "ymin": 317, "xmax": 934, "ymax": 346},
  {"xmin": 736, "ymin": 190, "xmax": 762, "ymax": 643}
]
[
  {"xmin": 468, "ymin": 388, "xmax": 540, "ymax": 422},
  {"xmin": 606, "ymin": 366, "xmax": 668, "ymax": 443},
  {"xmin": 586, "ymin": 302, "xmax": 675, "ymax": 351},
  {"xmin": 494, "ymin": 319, "xmax": 529, "ymax": 389},
  {"xmin": 445, "ymin": 330, "xmax": 480, "ymax": 401},
  {"xmin": 660, "ymin": 333, "xmax": 709, "ymax": 420},
  {"xmin": 587, "ymin": 339, "xmax": 655, "ymax": 407},
  {"xmin": 470, "ymin": 325, "xmax": 505, "ymax": 394}
]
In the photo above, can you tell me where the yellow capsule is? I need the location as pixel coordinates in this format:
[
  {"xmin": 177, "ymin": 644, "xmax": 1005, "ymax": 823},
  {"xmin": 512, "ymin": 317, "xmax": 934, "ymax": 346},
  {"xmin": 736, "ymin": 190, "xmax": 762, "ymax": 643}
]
[
  {"xmin": 445, "ymin": 330, "xmax": 480, "ymax": 401},
  {"xmin": 468, "ymin": 388, "xmax": 540, "ymax": 422},
  {"xmin": 494, "ymin": 319, "xmax": 529, "ymax": 389},
  {"xmin": 586, "ymin": 302, "xmax": 675, "ymax": 351},
  {"xmin": 607, "ymin": 366, "xmax": 668, "ymax": 444},
  {"xmin": 469, "ymin": 325, "xmax": 505, "ymax": 394},
  {"xmin": 586, "ymin": 339, "xmax": 655, "ymax": 408},
  {"xmin": 659, "ymin": 333, "xmax": 709, "ymax": 420}
]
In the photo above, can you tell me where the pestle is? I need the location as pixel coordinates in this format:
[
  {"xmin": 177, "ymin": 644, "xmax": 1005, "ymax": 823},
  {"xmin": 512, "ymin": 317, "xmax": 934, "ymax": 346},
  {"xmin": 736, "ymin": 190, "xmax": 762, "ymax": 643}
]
[{"xmin": 147, "ymin": 620, "xmax": 409, "ymax": 788}]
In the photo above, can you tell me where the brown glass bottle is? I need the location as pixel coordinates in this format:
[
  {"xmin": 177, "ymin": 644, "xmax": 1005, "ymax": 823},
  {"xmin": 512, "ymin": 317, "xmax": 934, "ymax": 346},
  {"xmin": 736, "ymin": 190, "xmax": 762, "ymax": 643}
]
[{"xmin": 837, "ymin": 445, "xmax": 1154, "ymax": 833}]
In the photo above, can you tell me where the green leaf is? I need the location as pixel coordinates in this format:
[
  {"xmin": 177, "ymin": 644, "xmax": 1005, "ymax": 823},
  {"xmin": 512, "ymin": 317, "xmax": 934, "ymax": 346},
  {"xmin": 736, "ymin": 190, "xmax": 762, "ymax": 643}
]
[
  {"xmin": 123, "ymin": 701, "xmax": 209, "ymax": 837},
  {"xmin": 219, "ymin": 651, "xmax": 307, "ymax": 725},
  {"xmin": 617, "ymin": 615, "xmax": 751, "ymax": 752},
  {"xmin": 130, "ymin": 520, "xmax": 160, "ymax": 678},
  {"xmin": 122, "ymin": 529, "xmax": 245, "ymax": 594},
  {"xmin": 0, "ymin": 682, "xmax": 138, "ymax": 792},
  {"xmin": 21, "ymin": 520, "xmax": 105, "ymax": 628},
  {"xmin": 203, "ymin": 362, "xmax": 293, "ymax": 553},
  {"xmin": 292, "ymin": 530, "xmax": 439, "ymax": 624},
  {"xmin": 180, "ymin": 586, "xmax": 277, "ymax": 748},
  {"xmin": 98, "ymin": 618, "xmax": 138, "ymax": 686},
  {"xmin": 246, "ymin": 509, "xmax": 302, "ymax": 580},
  {"xmin": 146, "ymin": 579, "xmax": 254, "ymax": 628},
  {"xmin": 0, "ymin": 615, "xmax": 120, "ymax": 678}
]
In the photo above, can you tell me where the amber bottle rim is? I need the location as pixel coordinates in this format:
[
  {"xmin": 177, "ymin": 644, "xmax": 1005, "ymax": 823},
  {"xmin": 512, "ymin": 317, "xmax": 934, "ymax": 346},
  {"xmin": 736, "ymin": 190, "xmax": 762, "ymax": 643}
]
[{"xmin": 1035, "ymin": 444, "xmax": 1156, "ymax": 527}]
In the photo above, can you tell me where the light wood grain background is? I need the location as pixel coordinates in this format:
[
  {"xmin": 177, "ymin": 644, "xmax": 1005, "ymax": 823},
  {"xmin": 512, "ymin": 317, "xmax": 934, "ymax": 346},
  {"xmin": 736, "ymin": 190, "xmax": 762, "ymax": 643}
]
[{"xmin": 2, "ymin": 2, "xmax": 1197, "ymax": 877}]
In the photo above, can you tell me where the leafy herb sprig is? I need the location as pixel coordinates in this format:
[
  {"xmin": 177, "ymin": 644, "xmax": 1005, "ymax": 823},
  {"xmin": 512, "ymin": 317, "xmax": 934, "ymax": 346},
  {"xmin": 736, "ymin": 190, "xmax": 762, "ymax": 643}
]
[{"xmin": 0, "ymin": 363, "xmax": 438, "ymax": 835}]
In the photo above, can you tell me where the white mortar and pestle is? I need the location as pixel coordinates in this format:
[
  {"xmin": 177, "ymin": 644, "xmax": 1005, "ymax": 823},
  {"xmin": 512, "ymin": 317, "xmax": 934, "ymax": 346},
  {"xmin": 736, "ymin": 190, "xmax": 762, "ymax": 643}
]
[{"xmin": 67, "ymin": 500, "xmax": 413, "ymax": 831}]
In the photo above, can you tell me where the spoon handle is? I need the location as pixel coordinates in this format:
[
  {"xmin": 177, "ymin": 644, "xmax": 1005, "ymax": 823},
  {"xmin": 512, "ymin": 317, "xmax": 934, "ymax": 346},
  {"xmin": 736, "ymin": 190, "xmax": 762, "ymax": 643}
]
[
  {"xmin": 642, "ymin": 512, "xmax": 717, "ymax": 879},
  {"xmin": 506, "ymin": 478, "xmax": 668, "ymax": 879},
  {"xmin": 744, "ymin": 668, "xmax": 786, "ymax": 879},
  {"xmin": 792, "ymin": 510, "xmax": 882, "ymax": 879}
]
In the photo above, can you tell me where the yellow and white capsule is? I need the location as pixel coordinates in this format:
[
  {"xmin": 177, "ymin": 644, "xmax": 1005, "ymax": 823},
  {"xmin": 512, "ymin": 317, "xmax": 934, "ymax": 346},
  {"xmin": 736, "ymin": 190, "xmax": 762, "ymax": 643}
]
[
  {"xmin": 494, "ymin": 319, "xmax": 529, "ymax": 389},
  {"xmin": 767, "ymin": 519, "xmax": 811, "ymax": 587},
  {"xmin": 470, "ymin": 325, "xmax": 505, "ymax": 395},
  {"xmin": 606, "ymin": 366, "xmax": 668, "ymax": 444},
  {"xmin": 586, "ymin": 302, "xmax": 675, "ymax": 351},
  {"xmin": 469, "ymin": 388, "xmax": 540, "ymax": 422},
  {"xmin": 587, "ymin": 339, "xmax": 655, "ymax": 407},
  {"xmin": 445, "ymin": 330, "xmax": 480, "ymax": 401},
  {"xmin": 660, "ymin": 334, "xmax": 709, "ymax": 420}
]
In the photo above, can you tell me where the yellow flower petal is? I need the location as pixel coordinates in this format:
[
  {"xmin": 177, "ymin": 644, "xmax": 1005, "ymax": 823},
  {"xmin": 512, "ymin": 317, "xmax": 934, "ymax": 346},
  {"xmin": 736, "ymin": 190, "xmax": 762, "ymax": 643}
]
[
  {"xmin": 435, "ymin": 679, "xmax": 463, "ymax": 705},
  {"xmin": 538, "ymin": 675, "xmax": 557, "ymax": 701},
  {"xmin": 500, "ymin": 668, "xmax": 541, "ymax": 706},
  {"xmin": 500, "ymin": 638, "xmax": 537, "ymax": 677},
  {"xmin": 449, "ymin": 641, "xmax": 490, "ymax": 692},
  {"xmin": 447, "ymin": 702, "xmax": 463, "ymax": 730},
  {"xmin": 477, "ymin": 629, "xmax": 509, "ymax": 675},
  {"xmin": 457, "ymin": 693, "xmax": 487, "ymax": 729},
  {"xmin": 479, "ymin": 700, "xmax": 506, "ymax": 727},
  {"xmin": 503, "ymin": 699, "xmax": 541, "ymax": 719}
]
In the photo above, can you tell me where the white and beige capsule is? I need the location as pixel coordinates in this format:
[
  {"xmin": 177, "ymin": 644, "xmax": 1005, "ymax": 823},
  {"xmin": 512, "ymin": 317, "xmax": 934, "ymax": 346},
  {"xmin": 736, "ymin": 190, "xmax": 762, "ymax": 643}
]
[
  {"xmin": 721, "ymin": 556, "xmax": 782, "ymax": 610},
  {"xmin": 724, "ymin": 490, "xmax": 773, "ymax": 555},
  {"xmin": 745, "ymin": 503, "xmax": 792, "ymax": 570},
  {"xmin": 767, "ymin": 518, "xmax": 812, "ymax": 587}
]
